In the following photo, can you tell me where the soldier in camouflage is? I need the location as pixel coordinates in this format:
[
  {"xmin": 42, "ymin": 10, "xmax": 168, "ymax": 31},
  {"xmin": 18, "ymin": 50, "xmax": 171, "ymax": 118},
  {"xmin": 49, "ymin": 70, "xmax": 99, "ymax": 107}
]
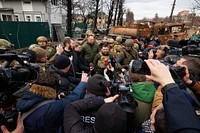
[
  {"xmin": 29, "ymin": 36, "xmax": 55, "ymax": 59},
  {"xmin": 0, "ymin": 38, "xmax": 13, "ymax": 51},
  {"xmin": 116, "ymin": 39, "xmax": 138, "ymax": 67}
]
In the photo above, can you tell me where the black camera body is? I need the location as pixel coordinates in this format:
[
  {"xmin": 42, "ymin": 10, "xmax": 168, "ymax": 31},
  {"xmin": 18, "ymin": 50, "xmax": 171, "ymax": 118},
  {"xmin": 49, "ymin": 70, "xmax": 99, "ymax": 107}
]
[
  {"xmin": 0, "ymin": 52, "xmax": 39, "ymax": 131},
  {"xmin": 182, "ymin": 45, "xmax": 200, "ymax": 55},
  {"xmin": 130, "ymin": 59, "xmax": 186, "ymax": 79},
  {"xmin": 110, "ymin": 72, "xmax": 137, "ymax": 113}
]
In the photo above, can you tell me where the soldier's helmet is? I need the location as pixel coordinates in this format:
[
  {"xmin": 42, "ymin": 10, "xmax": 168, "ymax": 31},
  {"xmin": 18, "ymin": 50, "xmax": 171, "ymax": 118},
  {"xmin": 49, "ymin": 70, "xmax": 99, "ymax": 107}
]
[
  {"xmin": 115, "ymin": 35, "xmax": 122, "ymax": 43},
  {"xmin": 107, "ymin": 38, "xmax": 114, "ymax": 44},
  {"xmin": 0, "ymin": 39, "xmax": 13, "ymax": 50},
  {"xmin": 124, "ymin": 39, "xmax": 134, "ymax": 47},
  {"xmin": 29, "ymin": 44, "xmax": 39, "ymax": 50},
  {"xmin": 36, "ymin": 36, "xmax": 47, "ymax": 42},
  {"xmin": 86, "ymin": 30, "xmax": 95, "ymax": 37},
  {"xmin": 133, "ymin": 43, "xmax": 139, "ymax": 50}
]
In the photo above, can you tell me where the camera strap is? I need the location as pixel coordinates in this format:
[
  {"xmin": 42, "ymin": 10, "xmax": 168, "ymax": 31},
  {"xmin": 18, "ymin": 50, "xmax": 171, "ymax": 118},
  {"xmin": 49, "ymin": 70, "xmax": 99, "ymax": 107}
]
[
  {"xmin": 21, "ymin": 100, "xmax": 55, "ymax": 121},
  {"xmin": 186, "ymin": 88, "xmax": 200, "ymax": 107}
]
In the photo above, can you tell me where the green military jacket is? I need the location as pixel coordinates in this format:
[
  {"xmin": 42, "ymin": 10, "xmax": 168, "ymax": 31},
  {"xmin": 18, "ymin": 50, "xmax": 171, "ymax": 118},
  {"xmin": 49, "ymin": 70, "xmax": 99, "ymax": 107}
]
[
  {"xmin": 82, "ymin": 42, "xmax": 99, "ymax": 66},
  {"xmin": 116, "ymin": 48, "xmax": 138, "ymax": 66}
]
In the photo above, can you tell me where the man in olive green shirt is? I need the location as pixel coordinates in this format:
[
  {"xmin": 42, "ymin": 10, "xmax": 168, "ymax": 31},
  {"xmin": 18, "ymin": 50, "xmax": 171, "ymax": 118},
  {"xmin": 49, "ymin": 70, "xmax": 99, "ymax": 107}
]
[{"xmin": 82, "ymin": 35, "xmax": 99, "ymax": 66}]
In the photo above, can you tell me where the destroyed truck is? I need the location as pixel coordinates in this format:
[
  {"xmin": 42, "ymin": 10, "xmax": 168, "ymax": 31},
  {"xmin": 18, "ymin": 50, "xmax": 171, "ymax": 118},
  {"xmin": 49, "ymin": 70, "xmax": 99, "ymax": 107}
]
[
  {"xmin": 153, "ymin": 22, "xmax": 187, "ymax": 45},
  {"xmin": 109, "ymin": 23, "xmax": 151, "ymax": 40},
  {"xmin": 109, "ymin": 22, "xmax": 187, "ymax": 45}
]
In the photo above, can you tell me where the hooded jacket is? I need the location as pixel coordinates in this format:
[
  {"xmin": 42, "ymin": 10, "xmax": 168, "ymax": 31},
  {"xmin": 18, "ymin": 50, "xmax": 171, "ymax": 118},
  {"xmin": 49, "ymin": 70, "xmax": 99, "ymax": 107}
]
[{"xmin": 16, "ymin": 82, "xmax": 86, "ymax": 133}]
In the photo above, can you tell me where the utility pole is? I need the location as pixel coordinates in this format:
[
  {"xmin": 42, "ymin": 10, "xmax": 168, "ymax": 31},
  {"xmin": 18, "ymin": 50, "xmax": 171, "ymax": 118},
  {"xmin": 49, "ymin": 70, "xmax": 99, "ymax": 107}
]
[
  {"xmin": 101, "ymin": 0, "xmax": 103, "ymax": 29},
  {"xmin": 169, "ymin": 0, "xmax": 176, "ymax": 22}
]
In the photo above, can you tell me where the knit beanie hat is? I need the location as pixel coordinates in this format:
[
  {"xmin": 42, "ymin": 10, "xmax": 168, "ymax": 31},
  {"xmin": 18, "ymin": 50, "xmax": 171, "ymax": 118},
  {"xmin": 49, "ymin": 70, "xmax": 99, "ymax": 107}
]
[
  {"xmin": 86, "ymin": 74, "xmax": 107, "ymax": 96},
  {"xmin": 95, "ymin": 103, "xmax": 127, "ymax": 133},
  {"xmin": 32, "ymin": 47, "xmax": 47, "ymax": 60},
  {"xmin": 54, "ymin": 55, "xmax": 71, "ymax": 69}
]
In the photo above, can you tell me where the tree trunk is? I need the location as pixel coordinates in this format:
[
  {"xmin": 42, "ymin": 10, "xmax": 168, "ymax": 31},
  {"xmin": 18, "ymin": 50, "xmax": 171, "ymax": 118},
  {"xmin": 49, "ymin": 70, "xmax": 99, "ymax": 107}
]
[
  {"xmin": 113, "ymin": 0, "xmax": 119, "ymax": 26},
  {"xmin": 67, "ymin": 0, "xmax": 72, "ymax": 37},
  {"xmin": 106, "ymin": 0, "xmax": 115, "ymax": 34},
  {"xmin": 117, "ymin": 0, "xmax": 122, "ymax": 26},
  {"xmin": 118, "ymin": 0, "xmax": 125, "ymax": 26},
  {"xmin": 93, "ymin": 0, "xmax": 100, "ymax": 32}
]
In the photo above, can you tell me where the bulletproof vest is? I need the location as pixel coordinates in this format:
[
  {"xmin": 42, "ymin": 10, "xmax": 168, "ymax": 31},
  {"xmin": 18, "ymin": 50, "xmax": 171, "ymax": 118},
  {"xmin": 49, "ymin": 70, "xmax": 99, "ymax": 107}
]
[{"xmin": 97, "ymin": 52, "xmax": 110, "ymax": 69}]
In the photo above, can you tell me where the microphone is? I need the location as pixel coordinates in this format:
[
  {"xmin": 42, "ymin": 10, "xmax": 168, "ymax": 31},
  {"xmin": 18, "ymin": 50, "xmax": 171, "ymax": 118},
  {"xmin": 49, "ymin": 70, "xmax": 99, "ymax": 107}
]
[
  {"xmin": 108, "ymin": 59, "xmax": 113, "ymax": 68},
  {"xmin": 88, "ymin": 63, "xmax": 94, "ymax": 77},
  {"xmin": 104, "ymin": 59, "xmax": 109, "ymax": 66}
]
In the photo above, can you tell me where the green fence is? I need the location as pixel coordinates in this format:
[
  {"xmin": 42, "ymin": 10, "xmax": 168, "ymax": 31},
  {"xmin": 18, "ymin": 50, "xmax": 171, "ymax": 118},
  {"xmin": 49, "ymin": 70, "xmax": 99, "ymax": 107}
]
[{"xmin": 0, "ymin": 21, "xmax": 50, "ymax": 49}]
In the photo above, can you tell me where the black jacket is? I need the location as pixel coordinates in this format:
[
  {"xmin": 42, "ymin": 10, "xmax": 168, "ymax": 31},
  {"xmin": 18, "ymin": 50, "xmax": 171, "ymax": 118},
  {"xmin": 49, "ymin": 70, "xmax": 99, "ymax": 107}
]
[
  {"xmin": 49, "ymin": 64, "xmax": 73, "ymax": 95},
  {"xmin": 73, "ymin": 51, "xmax": 90, "ymax": 73},
  {"xmin": 63, "ymin": 97, "xmax": 104, "ymax": 133},
  {"xmin": 162, "ymin": 83, "xmax": 200, "ymax": 133},
  {"xmin": 62, "ymin": 50, "xmax": 81, "ymax": 85}
]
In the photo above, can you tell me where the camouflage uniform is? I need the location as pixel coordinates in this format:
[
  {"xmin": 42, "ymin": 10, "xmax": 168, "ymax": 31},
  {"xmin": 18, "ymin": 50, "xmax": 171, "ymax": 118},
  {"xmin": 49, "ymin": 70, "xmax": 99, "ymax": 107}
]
[
  {"xmin": 107, "ymin": 38, "xmax": 116, "ymax": 57},
  {"xmin": 0, "ymin": 39, "xmax": 13, "ymax": 64},
  {"xmin": 116, "ymin": 39, "xmax": 138, "ymax": 66},
  {"xmin": 35, "ymin": 36, "xmax": 55, "ymax": 58},
  {"xmin": 93, "ymin": 52, "xmax": 111, "ymax": 73},
  {"xmin": 0, "ymin": 39, "xmax": 13, "ymax": 50},
  {"xmin": 115, "ymin": 35, "xmax": 122, "ymax": 44}
]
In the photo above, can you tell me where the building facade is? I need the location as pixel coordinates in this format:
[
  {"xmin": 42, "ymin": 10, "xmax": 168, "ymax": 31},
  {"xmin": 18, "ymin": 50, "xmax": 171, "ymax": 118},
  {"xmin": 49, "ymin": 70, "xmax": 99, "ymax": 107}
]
[{"xmin": 0, "ymin": 0, "xmax": 49, "ymax": 22}]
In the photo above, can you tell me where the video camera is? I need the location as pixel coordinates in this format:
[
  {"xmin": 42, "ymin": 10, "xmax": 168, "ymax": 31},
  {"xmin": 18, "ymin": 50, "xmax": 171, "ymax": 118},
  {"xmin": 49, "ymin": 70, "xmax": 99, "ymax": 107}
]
[
  {"xmin": 182, "ymin": 45, "xmax": 200, "ymax": 56},
  {"xmin": 110, "ymin": 70, "xmax": 137, "ymax": 113},
  {"xmin": 0, "ymin": 52, "xmax": 39, "ymax": 131}
]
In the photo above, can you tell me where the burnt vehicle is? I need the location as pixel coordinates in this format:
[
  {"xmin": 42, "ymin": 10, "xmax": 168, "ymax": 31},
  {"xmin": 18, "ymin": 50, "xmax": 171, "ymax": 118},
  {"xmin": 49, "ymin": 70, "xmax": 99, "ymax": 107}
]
[
  {"xmin": 153, "ymin": 22, "xmax": 187, "ymax": 45},
  {"xmin": 108, "ymin": 23, "xmax": 151, "ymax": 41},
  {"xmin": 109, "ymin": 22, "xmax": 187, "ymax": 45}
]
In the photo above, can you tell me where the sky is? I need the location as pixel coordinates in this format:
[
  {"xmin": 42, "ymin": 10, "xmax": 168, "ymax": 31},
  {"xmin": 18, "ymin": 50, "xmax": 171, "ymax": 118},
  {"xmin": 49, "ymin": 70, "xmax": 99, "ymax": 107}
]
[{"xmin": 124, "ymin": 0, "xmax": 199, "ymax": 20}]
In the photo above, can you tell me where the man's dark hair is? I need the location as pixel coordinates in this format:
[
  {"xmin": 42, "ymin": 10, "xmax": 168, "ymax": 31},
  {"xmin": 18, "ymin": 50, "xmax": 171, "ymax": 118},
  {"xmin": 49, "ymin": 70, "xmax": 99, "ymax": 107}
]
[
  {"xmin": 63, "ymin": 37, "xmax": 71, "ymax": 47},
  {"xmin": 182, "ymin": 56, "xmax": 200, "ymax": 81},
  {"xmin": 99, "ymin": 42, "xmax": 108, "ymax": 49},
  {"xmin": 36, "ymin": 71, "xmax": 60, "ymax": 88}
]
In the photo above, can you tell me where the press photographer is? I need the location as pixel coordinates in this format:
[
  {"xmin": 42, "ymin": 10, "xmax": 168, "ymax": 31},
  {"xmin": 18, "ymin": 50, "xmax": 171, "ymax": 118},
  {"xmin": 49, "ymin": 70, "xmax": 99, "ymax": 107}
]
[
  {"xmin": 146, "ymin": 56, "xmax": 200, "ymax": 133},
  {"xmin": 0, "ymin": 52, "xmax": 39, "ymax": 132}
]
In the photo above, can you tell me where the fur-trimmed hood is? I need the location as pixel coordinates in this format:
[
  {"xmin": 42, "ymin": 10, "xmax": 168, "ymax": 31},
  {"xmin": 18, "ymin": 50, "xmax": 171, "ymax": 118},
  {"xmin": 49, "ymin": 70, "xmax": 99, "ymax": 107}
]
[
  {"xmin": 16, "ymin": 84, "xmax": 56, "ymax": 112},
  {"xmin": 28, "ymin": 84, "xmax": 56, "ymax": 99}
]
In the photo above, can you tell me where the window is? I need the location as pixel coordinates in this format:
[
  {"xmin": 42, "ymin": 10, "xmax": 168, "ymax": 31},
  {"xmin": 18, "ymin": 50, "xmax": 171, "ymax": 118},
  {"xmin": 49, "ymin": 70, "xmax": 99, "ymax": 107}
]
[
  {"xmin": 25, "ymin": 15, "xmax": 31, "ymax": 22},
  {"xmin": 23, "ymin": 0, "xmax": 31, "ymax": 4},
  {"xmin": 14, "ymin": 15, "xmax": 19, "ymax": 21},
  {"xmin": 2, "ymin": 14, "xmax": 12, "ymax": 21},
  {"xmin": 51, "ymin": 0, "xmax": 58, "ymax": 6},
  {"xmin": 35, "ymin": 16, "xmax": 41, "ymax": 22}
]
